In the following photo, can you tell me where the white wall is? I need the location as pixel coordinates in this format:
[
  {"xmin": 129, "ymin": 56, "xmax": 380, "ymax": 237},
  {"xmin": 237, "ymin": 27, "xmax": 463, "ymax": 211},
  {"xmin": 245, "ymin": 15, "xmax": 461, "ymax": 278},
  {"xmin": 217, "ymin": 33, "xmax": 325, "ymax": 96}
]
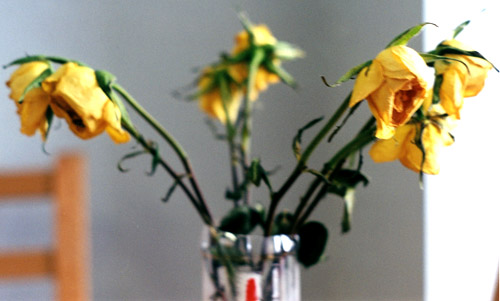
[
  {"xmin": 1, "ymin": 1, "xmax": 425, "ymax": 300},
  {"xmin": 423, "ymin": 1, "xmax": 500, "ymax": 300}
]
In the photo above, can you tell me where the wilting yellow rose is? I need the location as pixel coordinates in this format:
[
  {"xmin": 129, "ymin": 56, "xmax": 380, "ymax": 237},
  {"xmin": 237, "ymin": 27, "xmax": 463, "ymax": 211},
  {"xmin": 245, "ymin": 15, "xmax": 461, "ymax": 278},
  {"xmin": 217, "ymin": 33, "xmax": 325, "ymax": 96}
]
[
  {"xmin": 198, "ymin": 67, "xmax": 242, "ymax": 123},
  {"xmin": 229, "ymin": 24, "xmax": 281, "ymax": 101},
  {"xmin": 6, "ymin": 61, "xmax": 52, "ymax": 138},
  {"xmin": 369, "ymin": 105, "xmax": 454, "ymax": 175},
  {"xmin": 434, "ymin": 39, "xmax": 492, "ymax": 119},
  {"xmin": 41, "ymin": 62, "xmax": 129, "ymax": 143},
  {"xmin": 350, "ymin": 46, "xmax": 430, "ymax": 139}
]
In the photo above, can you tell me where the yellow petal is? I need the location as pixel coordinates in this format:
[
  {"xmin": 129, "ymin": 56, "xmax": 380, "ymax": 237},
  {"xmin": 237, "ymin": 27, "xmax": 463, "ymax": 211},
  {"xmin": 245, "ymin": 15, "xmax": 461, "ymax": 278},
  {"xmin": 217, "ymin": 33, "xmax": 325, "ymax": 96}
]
[
  {"xmin": 43, "ymin": 62, "xmax": 128, "ymax": 143},
  {"xmin": 19, "ymin": 88, "xmax": 51, "ymax": 137},
  {"xmin": 198, "ymin": 75, "xmax": 242, "ymax": 123},
  {"xmin": 369, "ymin": 124, "xmax": 414, "ymax": 162},
  {"xmin": 232, "ymin": 24, "xmax": 277, "ymax": 55},
  {"xmin": 375, "ymin": 46, "xmax": 429, "ymax": 81},
  {"xmin": 350, "ymin": 62, "xmax": 384, "ymax": 107},
  {"xmin": 103, "ymin": 102, "xmax": 130, "ymax": 144},
  {"xmin": 6, "ymin": 61, "xmax": 49, "ymax": 101}
]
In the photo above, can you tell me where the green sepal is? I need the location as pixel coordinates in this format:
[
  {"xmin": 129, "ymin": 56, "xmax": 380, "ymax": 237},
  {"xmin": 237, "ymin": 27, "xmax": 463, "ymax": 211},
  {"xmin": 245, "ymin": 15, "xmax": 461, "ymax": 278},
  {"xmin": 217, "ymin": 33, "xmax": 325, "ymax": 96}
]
[
  {"xmin": 273, "ymin": 41, "xmax": 305, "ymax": 61},
  {"xmin": 452, "ymin": 20, "xmax": 470, "ymax": 39},
  {"xmin": 265, "ymin": 60, "xmax": 297, "ymax": 88},
  {"xmin": 41, "ymin": 107, "xmax": 54, "ymax": 154},
  {"xmin": 4, "ymin": 55, "xmax": 86, "ymax": 68},
  {"xmin": 95, "ymin": 70, "xmax": 135, "ymax": 132},
  {"xmin": 218, "ymin": 205, "xmax": 263, "ymax": 235},
  {"xmin": 419, "ymin": 53, "xmax": 470, "ymax": 70},
  {"xmin": 271, "ymin": 211, "xmax": 294, "ymax": 235},
  {"xmin": 19, "ymin": 67, "xmax": 53, "ymax": 104},
  {"xmin": 332, "ymin": 60, "xmax": 372, "ymax": 86},
  {"xmin": 293, "ymin": 117, "xmax": 324, "ymax": 161},
  {"xmin": 4, "ymin": 55, "xmax": 48, "ymax": 68},
  {"xmin": 385, "ymin": 22, "xmax": 436, "ymax": 48},
  {"xmin": 432, "ymin": 74, "xmax": 444, "ymax": 105},
  {"xmin": 297, "ymin": 221, "xmax": 328, "ymax": 268}
]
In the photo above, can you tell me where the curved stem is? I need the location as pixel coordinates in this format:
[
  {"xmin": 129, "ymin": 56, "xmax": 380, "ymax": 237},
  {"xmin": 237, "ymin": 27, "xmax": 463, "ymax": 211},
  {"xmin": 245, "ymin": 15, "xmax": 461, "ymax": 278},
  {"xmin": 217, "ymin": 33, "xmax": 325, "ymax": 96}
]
[
  {"xmin": 122, "ymin": 123, "xmax": 213, "ymax": 225},
  {"xmin": 114, "ymin": 84, "xmax": 213, "ymax": 225},
  {"xmin": 264, "ymin": 92, "xmax": 353, "ymax": 235},
  {"xmin": 294, "ymin": 122, "xmax": 376, "ymax": 230}
]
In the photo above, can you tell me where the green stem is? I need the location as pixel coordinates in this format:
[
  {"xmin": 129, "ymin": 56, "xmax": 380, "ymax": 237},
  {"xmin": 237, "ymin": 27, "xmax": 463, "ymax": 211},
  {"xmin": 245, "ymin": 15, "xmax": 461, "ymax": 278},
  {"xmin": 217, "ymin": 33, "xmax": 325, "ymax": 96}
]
[
  {"xmin": 264, "ymin": 92, "xmax": 353, "ymax": 235},
  {"xmin": 241, "ymin": 48, "xmax": 266, "ymax": 205},
  {"xmin": 294, "ymin": 122, "xmax": 376, "ymax": 230},
  {"xmin": 219, "ymin": 76, "xmax": 241, "ymax": 205},
  {"xmin": 121, "ymin": 123, "xmax": 213, "ymax": 225},
  {"xmin": 113, "ymin": 83, "xmax": 213, "ymax": 225}
]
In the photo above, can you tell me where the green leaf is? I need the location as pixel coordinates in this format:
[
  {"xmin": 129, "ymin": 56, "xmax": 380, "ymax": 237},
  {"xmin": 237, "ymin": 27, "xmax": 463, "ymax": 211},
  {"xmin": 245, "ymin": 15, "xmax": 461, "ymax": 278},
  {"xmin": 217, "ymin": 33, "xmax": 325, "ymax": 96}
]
[
  {"xmin": 386, "ymin": 22, "xmax": 436, "ymax": 48},
  {"xmin": 162, "ymin": 180, "xmax": 179, "ymax": 203},
  {"xmin": 147, "ymin": 142, "xmax": 161, "ymax": 176},
  {"xmin": 452, "ymin": 20, "xmax": 470, "ymax": 39},
  {"xmin": 325, "ymin": 168, "xmax": 369, "ymax": 198},
  {"xmin": 341, "ymin": 188, "xmax": 356, "ymax": 234},
  {"xmin": 19, "ymin": 67, "xmax": 53, "ymax": 103},
  {"xmin": 293, "ymin": 117, "xmax": 324, "ymax": 160},
  {"xmin": 117, "ymin": 149, "xmax": 148, "ymax": 172},
  {"xmin": 332, "ymin": 60, "xmax": 372, "ymax": 86},
  {"xmin": 271, "ymin": 211, "xmax": 294, "ymax": 235},
  {"xmin": 247, "ymin": 158, "xmax": 273, "ymax": 192},
  {"xmin": 334, "ymin": 169, "xmax": 369, "ymax": 188},
  {"xmin": 419, "ymin": 53, "xmax": 470, "ymax": 70},
  {"xmin": 219, "ymin": 206, "xmax": 262, "ymax": 235},
  {"xmin": 116, "ymin": 143, "xmax": 161, "ymax": 175},
  {"xmin": 297, "ymin": 221, "xmax": 328, "ymax": 268},
  {"xmin": 430, "ymin": 45, "xmax": 498, "ymax": 72}
]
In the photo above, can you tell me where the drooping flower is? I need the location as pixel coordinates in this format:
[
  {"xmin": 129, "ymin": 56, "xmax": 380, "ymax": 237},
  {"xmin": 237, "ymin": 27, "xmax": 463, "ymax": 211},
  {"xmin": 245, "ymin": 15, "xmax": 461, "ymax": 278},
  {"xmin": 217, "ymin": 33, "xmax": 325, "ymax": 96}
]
[
  {"xmin": 197, "ymin": 66, "xmax": 243, "ymax": 123},
  {"xmin": 350, "ymin": 45, "xmax": 430, "ymax": 139},
  {"xmin": 41, "ymin": 62, "xmax": 129, "ymax": 143},
  {"xmin": 228, "ymin": 24, "xmax": 281, "ymax": 101},
  {"xmin": 369, "ymin": 104, "xmax": 454, "ymax": 175},
  {"xmin": 433, "ymin": 39, "xmax": 492, "ymax": 119},
  {"xmin": 6, "ymin": 61, "xmax": 52, "ymax": 139}
]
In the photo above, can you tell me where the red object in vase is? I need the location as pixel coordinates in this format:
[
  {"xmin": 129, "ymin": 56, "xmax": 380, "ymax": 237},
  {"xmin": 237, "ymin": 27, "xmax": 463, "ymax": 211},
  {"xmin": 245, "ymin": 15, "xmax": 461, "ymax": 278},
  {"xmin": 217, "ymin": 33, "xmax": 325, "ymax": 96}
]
[{"xmin": 246, "ymin": 278, "xmax": 259, "ymax": 301}]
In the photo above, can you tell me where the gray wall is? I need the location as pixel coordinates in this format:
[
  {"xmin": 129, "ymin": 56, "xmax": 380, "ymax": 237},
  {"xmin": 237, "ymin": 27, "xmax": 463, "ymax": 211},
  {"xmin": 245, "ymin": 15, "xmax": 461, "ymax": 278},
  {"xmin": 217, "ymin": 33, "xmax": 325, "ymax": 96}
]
[{"xmin": 0, "ymin": 1, "xmax": 423, "ymax": 300}]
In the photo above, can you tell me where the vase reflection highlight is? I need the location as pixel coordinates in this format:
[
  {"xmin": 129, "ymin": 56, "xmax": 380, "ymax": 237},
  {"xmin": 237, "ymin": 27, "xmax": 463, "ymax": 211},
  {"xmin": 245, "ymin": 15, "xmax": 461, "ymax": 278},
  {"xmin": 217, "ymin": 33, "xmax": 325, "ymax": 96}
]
[{"xmin": 201, "ymin": 227, "xmax": 300, "ymax": 301}]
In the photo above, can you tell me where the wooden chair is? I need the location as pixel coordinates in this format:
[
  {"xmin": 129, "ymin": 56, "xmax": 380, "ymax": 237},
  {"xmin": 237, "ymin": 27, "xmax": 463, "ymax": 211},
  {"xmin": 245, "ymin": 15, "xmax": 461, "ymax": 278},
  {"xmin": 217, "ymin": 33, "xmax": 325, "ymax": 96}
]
[{"xmin": 0, "ymin": 152, "xmax": 91, "ymax": 301}]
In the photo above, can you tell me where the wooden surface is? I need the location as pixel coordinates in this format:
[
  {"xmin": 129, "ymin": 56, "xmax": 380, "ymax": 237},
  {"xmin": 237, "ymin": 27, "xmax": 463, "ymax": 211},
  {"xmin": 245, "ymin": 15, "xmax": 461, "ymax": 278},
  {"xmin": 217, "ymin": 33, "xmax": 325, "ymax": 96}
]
[{"xmin": 0, "ymin": 152, "xmax": 91, "ymax": 301}]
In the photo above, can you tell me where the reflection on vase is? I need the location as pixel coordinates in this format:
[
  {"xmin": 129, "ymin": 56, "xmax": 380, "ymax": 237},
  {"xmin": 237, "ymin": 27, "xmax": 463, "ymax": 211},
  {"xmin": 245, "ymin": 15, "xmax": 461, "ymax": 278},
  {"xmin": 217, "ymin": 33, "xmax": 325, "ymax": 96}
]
[{"xmin": 201, "ymin": 227, "xmax": 300, "ymax": 301}]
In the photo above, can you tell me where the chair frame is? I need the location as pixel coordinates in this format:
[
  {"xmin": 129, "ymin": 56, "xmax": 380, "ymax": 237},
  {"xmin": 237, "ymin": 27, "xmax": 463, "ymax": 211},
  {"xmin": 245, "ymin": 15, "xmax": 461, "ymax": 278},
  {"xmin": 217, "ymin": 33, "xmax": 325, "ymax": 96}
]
[{"xmin": 0, "ymin": 152, "xmax": 90, "ymax": 300}]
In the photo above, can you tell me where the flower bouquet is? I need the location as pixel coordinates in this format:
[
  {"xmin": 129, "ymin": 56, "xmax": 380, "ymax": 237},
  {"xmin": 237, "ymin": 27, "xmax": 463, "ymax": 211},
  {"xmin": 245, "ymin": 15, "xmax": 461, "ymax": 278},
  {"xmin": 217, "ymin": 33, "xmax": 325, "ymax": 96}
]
[{"xmin": 4, "ymin": 13, "xmax": 495, "ymax": 300}]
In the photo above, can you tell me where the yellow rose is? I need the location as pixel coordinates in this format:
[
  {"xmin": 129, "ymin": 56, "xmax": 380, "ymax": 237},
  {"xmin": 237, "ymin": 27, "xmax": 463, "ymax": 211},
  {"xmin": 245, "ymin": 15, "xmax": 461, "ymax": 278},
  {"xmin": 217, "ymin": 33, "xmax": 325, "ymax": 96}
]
[
  {"xmin": 369, "ymin": 105, "xmax": 454, "ymax": 175},
  {"xmin": 41, "ymin": 62, "xmax": 129, "ymax": 143},
  {"xmin": 434, "ymin": 39, "xmax": 492, "ymax": 119},
  {"xmin": 229, "ymin": 25, "xmax": 281, "ymax": 101},
  {"xmin": 350, "ymin": 46, "xmax": 430, "ymax": 139},
  {"xmin": 6, "ymin": 61, "xmax": 52, "ymax": 138},
  {"xmin": 198, "ymin": 67, "xmax": 242, "ymax": 123}
]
